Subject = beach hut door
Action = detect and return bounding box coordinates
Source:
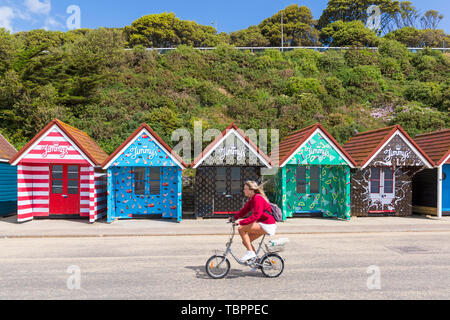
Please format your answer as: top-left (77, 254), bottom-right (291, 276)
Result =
top-left (50, 165), bottom-right (80, 215)
top-left (214, 167), bottom-right (242, 214)
top-left (369, 167), bottom-right (395, 213)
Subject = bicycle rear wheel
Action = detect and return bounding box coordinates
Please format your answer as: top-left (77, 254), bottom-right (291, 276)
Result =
top-left (260, 254), bottom-right (284, 278)
top-left (205, 255), bottom-right (230, 279)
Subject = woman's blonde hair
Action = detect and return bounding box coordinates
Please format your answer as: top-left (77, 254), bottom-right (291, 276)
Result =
top-left (245, 181), bottom-right (269, 203)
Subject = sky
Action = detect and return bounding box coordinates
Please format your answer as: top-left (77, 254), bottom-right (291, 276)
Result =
top-left (0, 0), bottom-right (449, 34)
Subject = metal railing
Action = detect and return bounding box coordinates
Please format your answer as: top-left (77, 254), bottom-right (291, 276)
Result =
top-left (124, 46), bottom-right (449, 53)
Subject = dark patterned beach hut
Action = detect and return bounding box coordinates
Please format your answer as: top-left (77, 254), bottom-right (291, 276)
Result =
top-left (191, 123), bottom-right (272, 218)
top-left (344, 125), bottom-right (434, 217)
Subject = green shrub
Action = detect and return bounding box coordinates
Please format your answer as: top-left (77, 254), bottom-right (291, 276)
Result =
top-left (404, 81), bottom-right (443, 108)
top-left (344, 49), bottom-right (380, 68)
top-left (285, 77), bottom-right (325, 96)
top-left (339, 65), bottom-right (385, 91)
top-left (390, 103), bottom-right (448, 137)
top-left (318, 50), bottom-right (346, 73)
top-left (380, 57), bottom-right (403, 80)
top-left (323, 76), bottom-right (345, 99)
top-left (285, 49), bottom-right (321, 76)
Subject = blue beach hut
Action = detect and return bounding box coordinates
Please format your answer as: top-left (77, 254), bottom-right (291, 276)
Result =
top-left (102, 124), bottom-right (187, 223)
top-left (0, 133), bottom-right (18, 217)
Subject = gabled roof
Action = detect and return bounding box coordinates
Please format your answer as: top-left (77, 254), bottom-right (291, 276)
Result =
top-left (9, 119), bottom-right (108, 166)
top-left (0, 133), bottom-right (17, 161)
top-left (343, 124), bottom-right (434, 168)
top-left (102, 123), bottom-right (188, 169)
top-left (270, 123), bottom-right (356, 168)
top-left (191, 123), bottom-right (272, 169)
top-left (414, 129), bottom-right (450, 167)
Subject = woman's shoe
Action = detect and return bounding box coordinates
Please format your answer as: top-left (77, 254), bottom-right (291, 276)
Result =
top-left (240, 251), bottom-right (256, 263)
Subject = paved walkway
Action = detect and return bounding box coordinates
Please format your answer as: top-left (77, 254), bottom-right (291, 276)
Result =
top-left (0, 214), bottom-right (449, 238)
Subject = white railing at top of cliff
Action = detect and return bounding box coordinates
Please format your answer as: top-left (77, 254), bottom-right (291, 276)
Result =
top-left (124, 46), bottom-right (449, 53)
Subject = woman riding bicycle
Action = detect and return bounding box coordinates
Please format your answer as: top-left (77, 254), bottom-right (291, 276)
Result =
top-left (229, 181), bottom-right (276, 262)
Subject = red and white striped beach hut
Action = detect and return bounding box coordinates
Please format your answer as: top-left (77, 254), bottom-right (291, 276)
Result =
top-left (9, 119), bottom-right (109, 223)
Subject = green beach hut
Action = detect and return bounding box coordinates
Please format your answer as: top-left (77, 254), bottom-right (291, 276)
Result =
top-left (271, 124), bottom-right (356, 220)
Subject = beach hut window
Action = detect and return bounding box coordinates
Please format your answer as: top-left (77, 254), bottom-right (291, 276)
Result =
top-left (383, 168), bottom-right (394, 193)
top-left (296, 167), bottom-right (307, 194)
top-left (370, 168), bottom-right (381, 194)
top-left (135, 167), bottom-right (146, 195)
top-left (310, 166), bottom-right (321, 194)
top-left (149, 167), bottom-right (161, 195)
top-left (216, 167), bottom-right (227, 194)
top-left (231, 168), bottom-right (241, 195)
top-left (51, 165), bottom-right (63, 194)
top-left (67, 166), bottom-right (79, 195)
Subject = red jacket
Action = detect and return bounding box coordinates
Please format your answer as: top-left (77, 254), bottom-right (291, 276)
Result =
top-left (234, 194), bottom-right (276, 226)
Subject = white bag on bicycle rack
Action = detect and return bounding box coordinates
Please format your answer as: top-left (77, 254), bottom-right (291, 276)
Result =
top-left (269, 238), bottom-right (289, 246)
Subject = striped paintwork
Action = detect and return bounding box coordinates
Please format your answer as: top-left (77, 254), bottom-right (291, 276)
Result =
top-left (13, 123), bottom-right (106, 223)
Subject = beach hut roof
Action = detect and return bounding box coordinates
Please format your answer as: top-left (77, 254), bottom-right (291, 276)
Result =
top-left (271, 123), bottom-right (356, 168)
top-left (343, 124), bottom-right (434, 168)
top-left (414, 129), bottom-right (450, 167)
top-left (9, 119), bottom-right (108, 166)
top-left (102, 123), bottom-right (188, 169)
top-left (191, 123), bottom-right (272, 169)
top-left (0, 133), bottom-right (17, 161)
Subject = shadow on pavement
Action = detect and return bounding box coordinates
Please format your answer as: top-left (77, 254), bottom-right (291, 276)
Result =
top-left (185, 265), bottom-right (264, 279)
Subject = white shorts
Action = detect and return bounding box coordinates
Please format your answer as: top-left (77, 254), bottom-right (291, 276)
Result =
top-left (259, 223), bottom-right (277, 236)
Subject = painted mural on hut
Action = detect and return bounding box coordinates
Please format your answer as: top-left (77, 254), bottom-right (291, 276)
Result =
top-left (351, 135), bottom-right (426, 216)
top-left (274, 132), bottom-right (352, 220)
top-left (106, 130), bottom-right (182, 220)
top-left (201, 134), bottom-right (264, 166)
top-left (110, 132), bottom-right (177, 167)
top-left (109, 166), bottom-right (180, 218)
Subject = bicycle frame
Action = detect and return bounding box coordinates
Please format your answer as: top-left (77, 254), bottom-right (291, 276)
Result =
top-left (218, 223), bottom-right (269, 268)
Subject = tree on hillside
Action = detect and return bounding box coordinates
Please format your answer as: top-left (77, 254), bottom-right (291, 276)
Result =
top-left (386, 1), bottom-right (420, 32)
top-left (229, 26), bottom-right (269, 47)
top-left (320, 20), bottom-right (380, 47)
top-left (13, 29), bottom-right (82, 48)
top-left (385, 27), bottom-right (449, 47)
top-left (318, 0), bottom-right (401, 34)
top-left (420, 10), bottom-right (444, 30)
top-left (0, 28), bottom-right (16, 73)
top-left (124, 12), bottom-right (227, 48)
top-left (258, 4), bottom-right (320, 47)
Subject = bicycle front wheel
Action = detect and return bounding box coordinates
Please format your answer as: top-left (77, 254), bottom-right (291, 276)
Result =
top-left (260, 254), bottom-right (284, 278)
top-left (205, 255), bottom-right (230, 279)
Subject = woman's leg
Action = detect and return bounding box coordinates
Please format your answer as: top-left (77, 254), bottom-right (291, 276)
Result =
top-left (238, 223), bottom-right (267, 252)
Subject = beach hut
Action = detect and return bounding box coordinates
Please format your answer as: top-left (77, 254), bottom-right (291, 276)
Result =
top-left (413, 129), bottom-right (450, 217)
top-left (0, 133), bottom-right (18, 217)
top-left (9, 119), bottom-right (108, 223)
top-left (102, 124), bottom-right (187, 223)
top-left (191, 123), bottom-right (272, 218)
top-left (271, 123), bottom-right (356, 220)
top-left (343, 125), bottom-right (434, 217)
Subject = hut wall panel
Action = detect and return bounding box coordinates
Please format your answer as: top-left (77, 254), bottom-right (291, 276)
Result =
top-left (80, 165), bottom-right (91, 217)
top-left (351, 167), bottom-right (418, 216)
top-left (109, 166), bottom-right (180, 219)
top-left (284, 165), bottom-right (350, 219)
top-left (0, 162), bottom-right (17, 216)
top-left (17, 164), bottom-right (50, 222)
